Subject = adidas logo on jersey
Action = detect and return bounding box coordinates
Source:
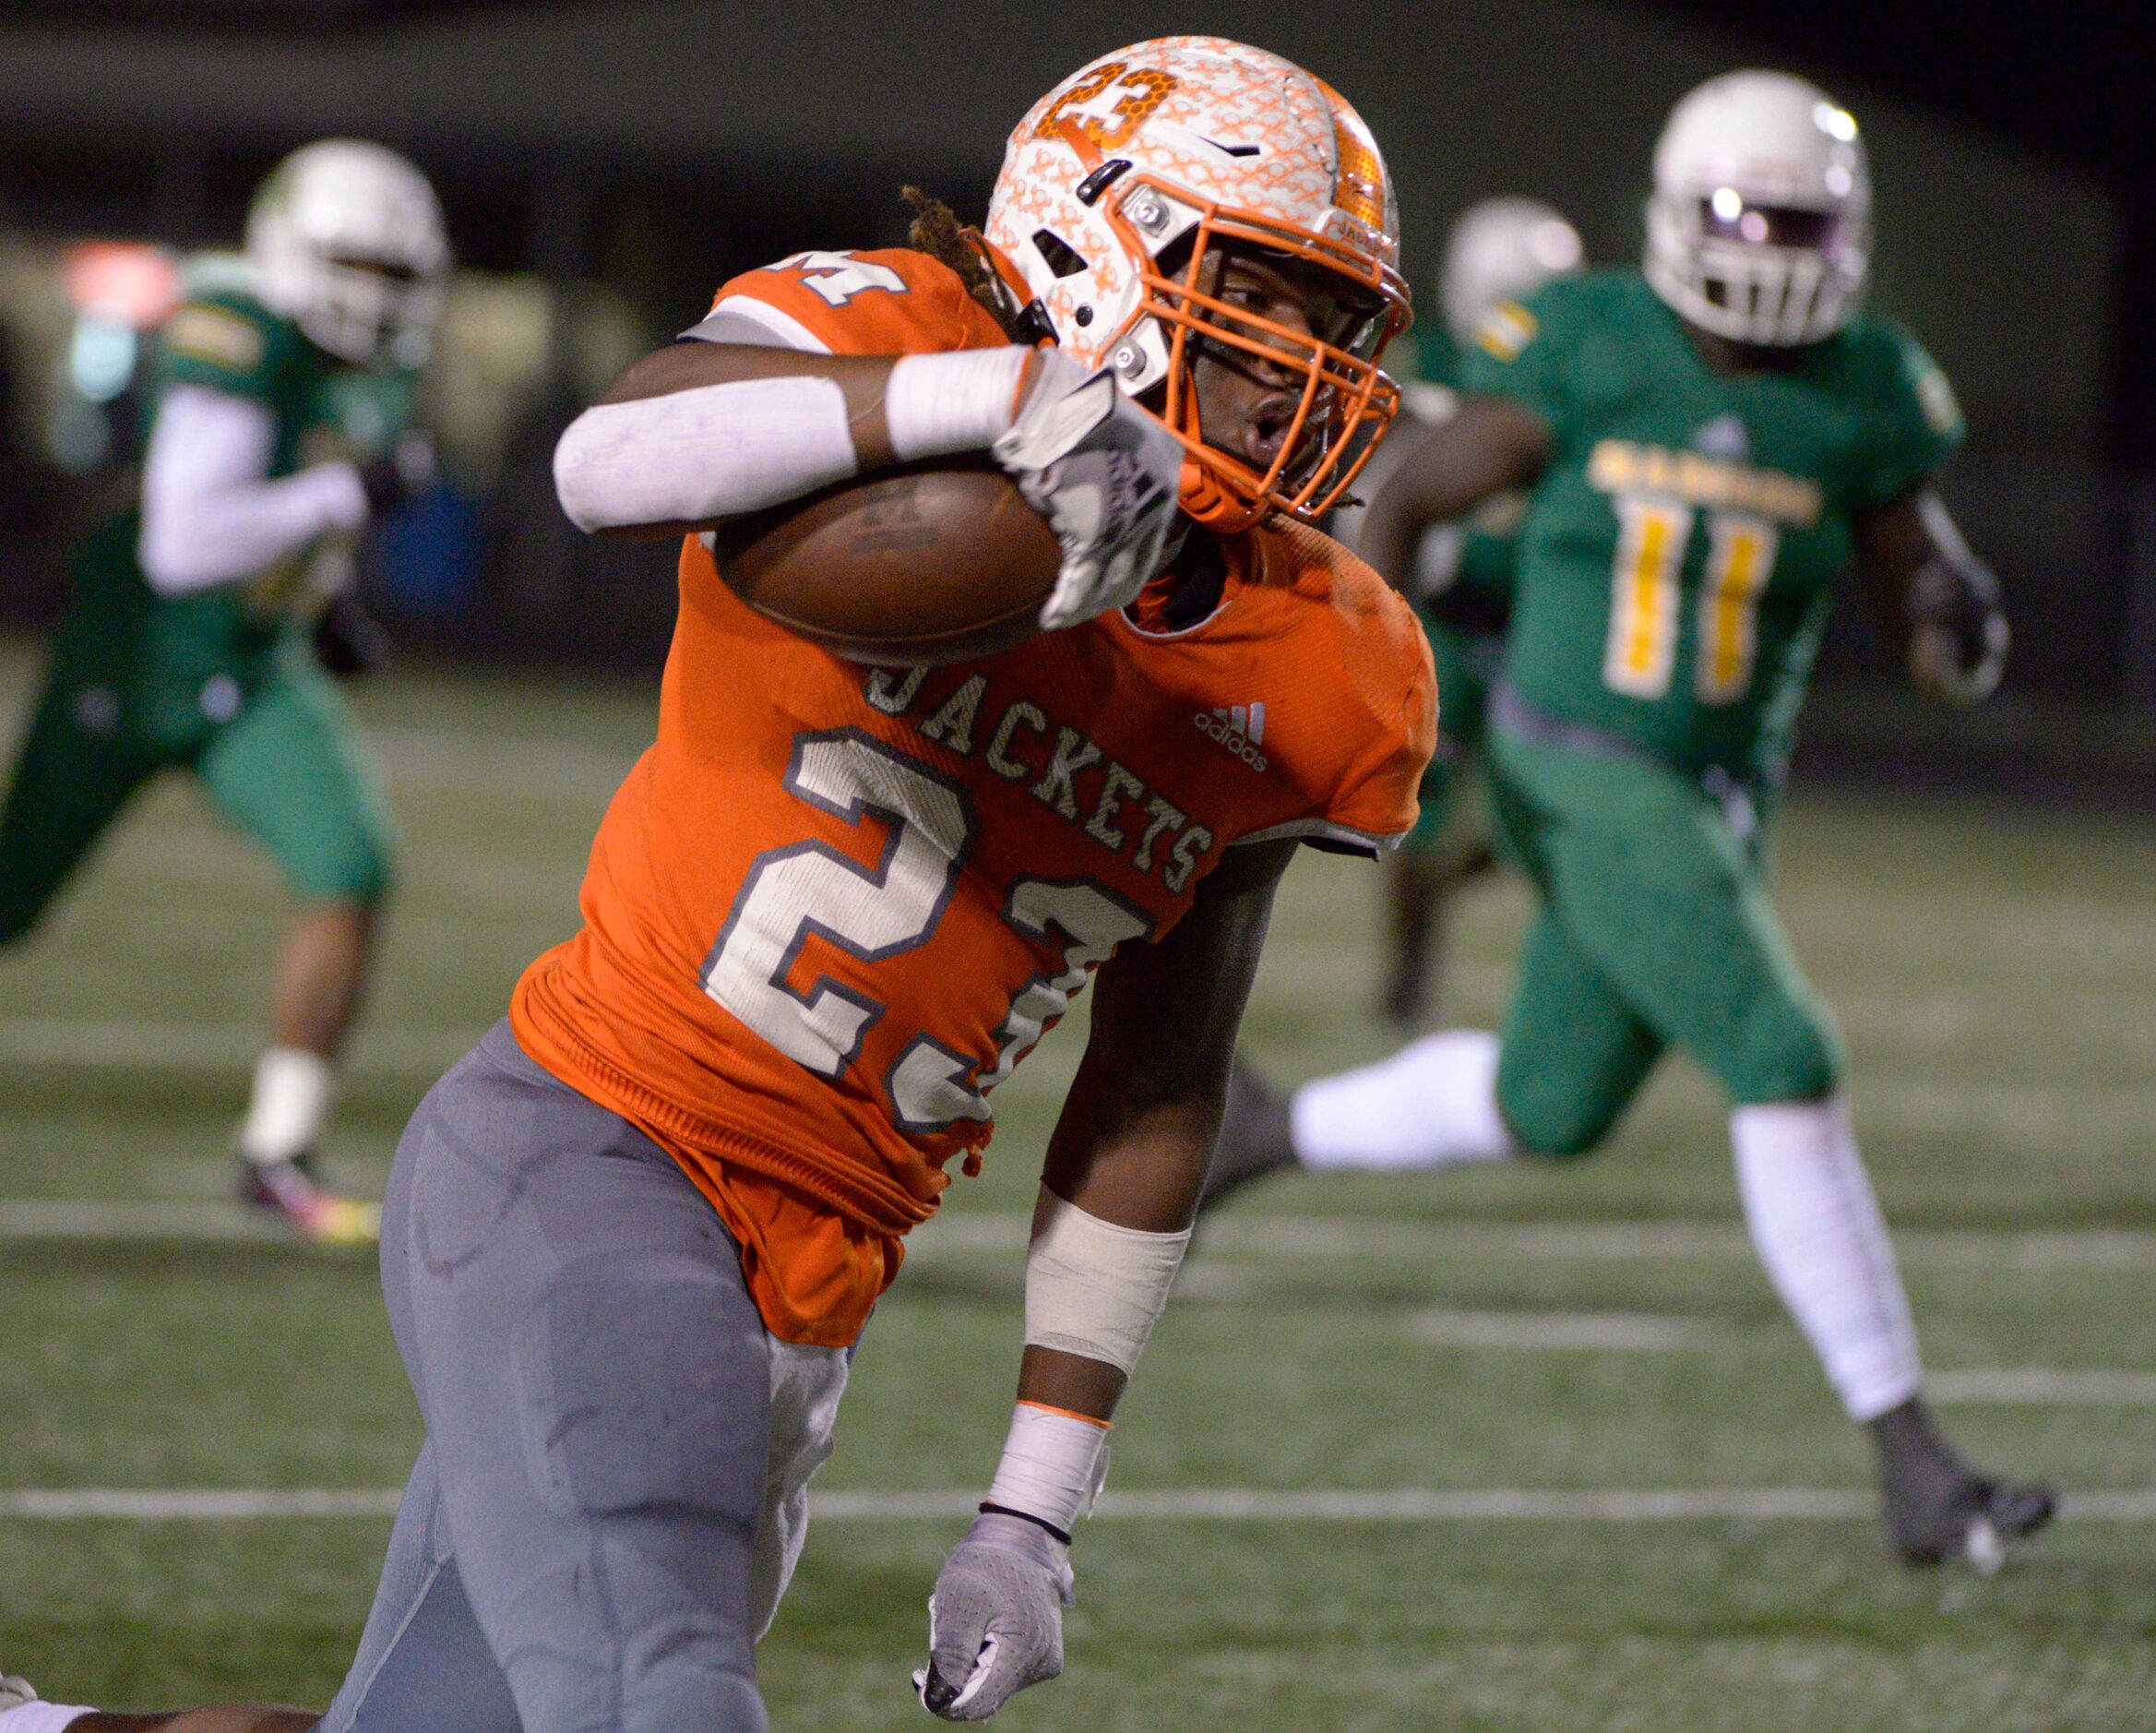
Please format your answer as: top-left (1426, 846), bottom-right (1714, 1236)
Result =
top-left (1195, 703), bottom-right (1269, 771)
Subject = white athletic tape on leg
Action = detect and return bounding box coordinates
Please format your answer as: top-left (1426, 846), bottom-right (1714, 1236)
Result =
top-left (1731, 1095), bottom-right (1922, 1422)
top-left (986, 1403), bottom-right (1111, 1536)
top-left (553, 375), bottom-right (857, 532)
top-left (1022, 1196), bottom-right (1190, 1378)
top-left (237, 1046), bottom-right (336, 1165)
top-left (885, 347), bottom-right (1033, 462)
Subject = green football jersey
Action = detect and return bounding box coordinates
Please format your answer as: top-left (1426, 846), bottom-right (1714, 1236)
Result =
top-left (60, 283), bottom-right (416, 738)
top-left (1462, 269), bottom-right (1961, 783)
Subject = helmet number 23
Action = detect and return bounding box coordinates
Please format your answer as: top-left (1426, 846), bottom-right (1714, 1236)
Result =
top-left (700, 729), bottom-right (1149, 1132)
top-left (1603, 494), bottom-right (1780, 704)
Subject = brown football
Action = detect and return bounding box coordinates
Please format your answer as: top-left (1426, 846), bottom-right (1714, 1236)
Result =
top-left (709, 462), bottom-right (1062, 666)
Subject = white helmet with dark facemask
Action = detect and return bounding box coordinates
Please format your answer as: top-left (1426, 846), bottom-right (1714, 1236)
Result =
top-left (246, 139), bottom-right (449, 367)
top-left (1645, 70), bottom-right (1869, 347)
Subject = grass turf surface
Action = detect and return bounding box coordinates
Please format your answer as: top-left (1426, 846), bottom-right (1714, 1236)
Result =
top-left (2, 642), bottom-right (2154, 1728)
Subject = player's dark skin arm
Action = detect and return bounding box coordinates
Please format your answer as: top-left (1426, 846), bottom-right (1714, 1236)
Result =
top-left (1853, 485), bottom-right (2004, 699)
top-left (1356, 396), bottom-right (1552, 592)
top-left (1018, 835), bottom-right (1299, 1420)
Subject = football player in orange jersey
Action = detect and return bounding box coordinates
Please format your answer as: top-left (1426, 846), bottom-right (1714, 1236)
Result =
top-left (0, 38), bottom-right (1433, 1733)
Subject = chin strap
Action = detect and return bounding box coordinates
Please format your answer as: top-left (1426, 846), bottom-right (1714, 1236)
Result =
top-left (1174, 453), bottom-right (1267, 532)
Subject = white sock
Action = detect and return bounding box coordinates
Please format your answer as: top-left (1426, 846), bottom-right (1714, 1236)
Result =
top-left (1731, 1096), bottom-right (1922, 1421)
top-left (0, 1703), bottom-right (98, 1731)
top-left (238, 1046), bottom-right (337, 1165)
top-left (1292, 1031), bottom-right (1515, 1170)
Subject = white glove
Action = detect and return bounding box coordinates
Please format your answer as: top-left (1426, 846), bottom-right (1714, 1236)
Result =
top-left (912, 1512), bottom-right (1075, 1721)
top-left (991, 353), bottom-right (1182, 632)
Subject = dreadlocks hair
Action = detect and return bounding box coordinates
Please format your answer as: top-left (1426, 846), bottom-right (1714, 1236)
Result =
top-left (903, 186), bottom-right (1029, 341)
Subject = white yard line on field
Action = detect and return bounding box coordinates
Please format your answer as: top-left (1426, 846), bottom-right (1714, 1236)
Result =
top-left (916, 1212), bottom-right (2156, 1273)
top-left (0, 1488), bottom-right (403, 1519)
top-left (6, 1486), bottom-right (2156, 1523)
top-left (0, 1201), bottom-right (290, 1241)
top-left (1401, 1309), bottom-right (1709, 1351)
top-left (0, 1019), bottom-right (470, 1073)
top-left (1930, 1368), bottom-right (2156, 1405)
top-left (7, 1018), bottom-right (2155, 1120)
top-left (6, 1200), bottom-right (2156, 1277)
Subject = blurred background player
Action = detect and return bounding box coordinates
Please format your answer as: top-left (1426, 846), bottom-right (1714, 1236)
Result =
top-left (1202, 69), bottom-right (2052, 1569)
top-left (0, 37), bottom-right (1430, 1733)
top-left (0, 139), bottom-right (447, 1242)
top-left (1335, 197), bottom-right (1584, 1024)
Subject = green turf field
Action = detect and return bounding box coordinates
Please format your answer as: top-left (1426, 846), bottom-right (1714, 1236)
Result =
top-left (4, 639), bottom-right (2155, 1730)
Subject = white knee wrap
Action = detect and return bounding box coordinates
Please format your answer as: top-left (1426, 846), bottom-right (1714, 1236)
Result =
top-left (1022, 1195), bottom-right (1190, 1377)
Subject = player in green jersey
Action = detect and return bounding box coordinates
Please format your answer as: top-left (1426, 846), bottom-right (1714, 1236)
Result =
top-left (0, 140), bottom-right (448, 1241)
top-left (1205, 71), bottom-right (2049, 1569)
top-left (1335, 197), bottom-right (1584, 1024)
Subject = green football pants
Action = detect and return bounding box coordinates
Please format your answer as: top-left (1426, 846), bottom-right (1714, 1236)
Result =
top-left (0, 642), bottom-right (393, 942)
top-left (1487, 725), bottom-right (1843, 1156)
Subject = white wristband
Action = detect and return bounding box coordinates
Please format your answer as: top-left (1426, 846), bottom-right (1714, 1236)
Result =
top-left (553, 374), bottom-right (858, 533)
top-left (885, 347), bottom-right (1034, 463)
top-left (1023, 1195), bottom-right (1191, 1377)
top-left (985, 1402), bottom-right (1111, 1536)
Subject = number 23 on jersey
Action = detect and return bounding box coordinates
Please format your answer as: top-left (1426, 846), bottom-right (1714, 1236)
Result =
top-left (699, 730), bottom-right (1149, 1136)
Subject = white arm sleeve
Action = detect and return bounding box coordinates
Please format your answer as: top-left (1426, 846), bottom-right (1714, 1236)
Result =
top-left (551, 328), bottom-right (1032, 534)
top-left (552, 375), bottom-right (861, 534)
top-left (137, 386), bottom-right (369, 596)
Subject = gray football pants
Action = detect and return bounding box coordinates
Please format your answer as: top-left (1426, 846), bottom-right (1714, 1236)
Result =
top-left (318, 1022), bottom-right (849, 1733)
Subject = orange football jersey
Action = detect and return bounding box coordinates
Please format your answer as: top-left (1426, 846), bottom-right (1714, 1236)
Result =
top-left (513, 247), bottom-right (1435, 1345)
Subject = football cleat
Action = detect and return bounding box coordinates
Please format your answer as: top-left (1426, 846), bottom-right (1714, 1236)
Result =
top-left (1871, 1398), bottom-right (2056, 1572)
top-left (0, 1671), bottom-right (38, 1710)
top-left (1196, 1058), bottom-right (1300, 1216)
top-left (239, 1151), bottom-right (381, 1245)
top-left (1887, 1471), bottom-right (2056, 1573)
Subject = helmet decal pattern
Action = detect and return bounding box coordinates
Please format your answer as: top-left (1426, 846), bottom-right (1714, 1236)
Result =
top-left (985, 37), bottom-right (1410, 530)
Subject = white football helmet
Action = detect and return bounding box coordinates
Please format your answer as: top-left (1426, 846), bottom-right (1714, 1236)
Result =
top-left (1440, 197), bottom-right (1583, 343)
top-left (246, 139), bottom-right (449, 368)
top-left (1644, 70), bottom-right (1869, 347)
top-left (983, 37), bottom-right (1411, 532)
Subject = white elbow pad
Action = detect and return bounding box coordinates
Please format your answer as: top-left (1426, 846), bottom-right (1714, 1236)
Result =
top-left (1022, 1196), bottom-right (1191, 1377)
top-left (552, 374), bottom-right (859, 532)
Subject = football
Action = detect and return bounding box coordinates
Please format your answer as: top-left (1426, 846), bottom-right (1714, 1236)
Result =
top-left (710, 462), bottom-right (1062, 665)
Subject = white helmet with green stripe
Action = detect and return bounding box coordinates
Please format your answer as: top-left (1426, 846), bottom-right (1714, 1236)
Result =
top-left (1646, 70), bottom-right (1870, 348)
top-left (246, 138), bottom-right (449, 367)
